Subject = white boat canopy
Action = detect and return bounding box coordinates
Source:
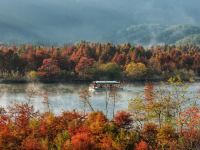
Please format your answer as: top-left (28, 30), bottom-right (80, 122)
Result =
top-left (92, 81), bottom-right (120, 84)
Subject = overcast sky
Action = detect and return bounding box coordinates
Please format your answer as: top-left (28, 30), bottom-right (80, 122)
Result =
top-left (0, 0), bottom-right (200, 44)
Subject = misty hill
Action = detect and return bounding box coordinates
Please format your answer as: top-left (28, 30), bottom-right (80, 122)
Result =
top-left (176, 34), bottom-right (200, 45)
top-left (113, 24), bottom-right (200, 45)
top-left (1, 0), bottom-right (200, 44)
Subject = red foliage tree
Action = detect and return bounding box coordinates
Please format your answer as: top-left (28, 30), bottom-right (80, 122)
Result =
top-left (75, 57), bottom-right (95, 78)
top-left (71, 132), bottom-right (95, 150)
top-left (8, 104), bottom-right (38, 129)
top-left (0, 114), bottom-right (10, 138)
top-left (87, 112), bottom-right (107, 134)
top-left (113, 111), bottom-right (132, 129)
top-left (37, 58), bottom-right (61, 79)
top-left (181, 54), bottom-right (194, 69)
top-left (141, 123), bottom-right (158, 149)
top-left (99, 135), bottom-right (120, 150)
top-left (135, 140), bottom-right (149, 150)
top-left (21, 136), bottom-right (41, 150)
top-left (112, 53), bottom-right (126, 66)
top-left (178, 106), bottom-right (200, 148)
top-left (144, 83), bottom-right (154, 102)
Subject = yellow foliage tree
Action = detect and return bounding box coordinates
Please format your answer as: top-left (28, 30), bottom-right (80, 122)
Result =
top-left (27, 71), bottom-right (38, 81)
top-left (125, 62), bottom-right (147, 80)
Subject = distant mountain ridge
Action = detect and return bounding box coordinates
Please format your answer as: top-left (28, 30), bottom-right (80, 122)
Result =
top-left (1, 23), bottom-right (200, 45)
top-left (112, 24), bottom-right (200, 45)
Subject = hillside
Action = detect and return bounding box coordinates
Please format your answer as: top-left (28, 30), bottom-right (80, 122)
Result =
top-left (113, 24), bottom-right (200, 45)
top-left (176, 34), bottom-right (200, 45)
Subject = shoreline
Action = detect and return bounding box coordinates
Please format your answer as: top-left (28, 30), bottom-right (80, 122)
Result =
top-left (0, 77), bottom-right (199, 84)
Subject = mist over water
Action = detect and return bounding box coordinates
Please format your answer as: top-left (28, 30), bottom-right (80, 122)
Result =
top-left (0, 0), bottom-right (200, 44)
top-left (0, 82), bottom-right (199, 118)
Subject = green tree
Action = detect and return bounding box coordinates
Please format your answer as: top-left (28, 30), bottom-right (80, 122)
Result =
top-left (99, 63), bottom-right (121, 80)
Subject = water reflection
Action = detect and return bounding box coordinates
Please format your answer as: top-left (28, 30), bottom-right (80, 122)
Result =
top-left (0, 82), bottom-right (199, 118)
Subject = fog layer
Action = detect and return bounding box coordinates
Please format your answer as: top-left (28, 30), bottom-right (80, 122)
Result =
top-left (0, 0), bottom-right (200, 44)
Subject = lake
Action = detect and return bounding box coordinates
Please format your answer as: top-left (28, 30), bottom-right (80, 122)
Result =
top-left (0, 82), bottom-right (199, 117)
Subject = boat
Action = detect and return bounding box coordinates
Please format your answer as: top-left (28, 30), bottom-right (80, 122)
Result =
top-left (89, 81), bottom-right (122, 92)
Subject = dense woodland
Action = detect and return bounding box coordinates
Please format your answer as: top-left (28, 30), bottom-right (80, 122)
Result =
top-left (0, 42), bottom-right (200, 82)
top-left (0, 81), bottom-right (199, 149)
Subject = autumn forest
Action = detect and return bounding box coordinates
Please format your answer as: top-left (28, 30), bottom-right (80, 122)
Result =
top-left (0, 42), bottom-right (200, 82)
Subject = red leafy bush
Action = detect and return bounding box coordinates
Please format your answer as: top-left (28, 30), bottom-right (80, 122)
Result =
top-left (21, 136), bottom-right (41, 150)
top-left (135, 140), bottom-right (149, 150)
top-left (141, 123), bottom-right (158, 148)
top-left (71, 132), bottom-right (95, 150)
top-left (113, 111), bottom-right (132, 128)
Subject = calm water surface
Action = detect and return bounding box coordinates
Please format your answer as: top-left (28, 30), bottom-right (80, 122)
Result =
top-left (0, 82), bottom-right (199, 117)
